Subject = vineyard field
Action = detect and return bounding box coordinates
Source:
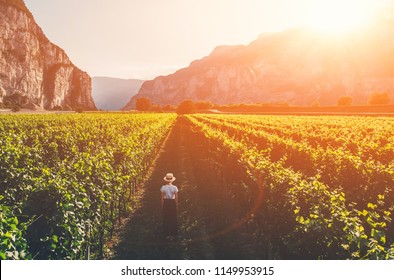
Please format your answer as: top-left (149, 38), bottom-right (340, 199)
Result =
top-left (184, 114), bottom-right (394, 259)
top-left (1, 113), bottom-right (393, 260)
top-left (0, 113), bottom-right (176, 259)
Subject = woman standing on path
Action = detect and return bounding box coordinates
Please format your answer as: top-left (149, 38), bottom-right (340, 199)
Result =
top-left (161, 173), bottom-right (179, 238)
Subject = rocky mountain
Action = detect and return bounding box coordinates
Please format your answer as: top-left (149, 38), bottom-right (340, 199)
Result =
top-left (124, 18), bottom-right (394, 109)
top-left (92, 77), bottom-right (143, 110)
top-left (0, 0), bottom-right (96, 110)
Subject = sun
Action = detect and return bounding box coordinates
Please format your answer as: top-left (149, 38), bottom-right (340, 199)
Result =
top-left (303, 0), bottom-right (381, 35)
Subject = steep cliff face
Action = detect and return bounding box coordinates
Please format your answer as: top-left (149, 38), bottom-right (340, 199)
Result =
top-left (124, 20), bottom-right (394, 109)
top-left (0, 0), bottom-right (96, 110)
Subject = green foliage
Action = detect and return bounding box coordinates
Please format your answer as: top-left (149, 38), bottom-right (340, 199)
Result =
top-left (0, 113), bottom-right (176, 259)
top-left (1, 112), bottom-right (392, 259)
top-left (186, 114), bottom-right (394, 259)
top-left (289, 184), bottom-right (393, 259)
top-left (0, 196), bottom-right (30, 260)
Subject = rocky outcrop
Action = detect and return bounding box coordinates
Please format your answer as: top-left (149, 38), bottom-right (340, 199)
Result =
top-left (0, 0), bottom-right (96, 110)
top-left (124, 19), bottom-right (394, 109)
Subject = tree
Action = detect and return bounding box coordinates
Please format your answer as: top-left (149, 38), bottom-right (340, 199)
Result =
top-left (135, 97), bottom-right (152, 111)
top-left (194, 101), bottom-right (213, 110)
top-left (176, 100), bottom-right (195, 114)
top-left (11, 105), bottom-right (21, 112)
top-left (3, 93), bottom-right (28, 108)
top-left (367, 92), bottom-right (391, 105)
top-left (337, 95), bottom-right (353, 106)
top-left (150, 104), bottom-right (163, 112)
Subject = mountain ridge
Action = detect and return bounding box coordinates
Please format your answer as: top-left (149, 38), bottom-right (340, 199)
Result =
top-left (124, 22), bottom-right (394, 110)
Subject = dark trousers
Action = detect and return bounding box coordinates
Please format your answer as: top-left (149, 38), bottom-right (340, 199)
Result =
top-left (162, 199), bottom-right (178, 237)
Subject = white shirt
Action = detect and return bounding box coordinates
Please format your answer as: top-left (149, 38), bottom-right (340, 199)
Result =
top-left (161, 184), bottom-right (178, 199)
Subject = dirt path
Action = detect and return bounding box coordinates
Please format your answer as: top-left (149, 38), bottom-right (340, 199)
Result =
top-left (112, 117), bottom-right (256, 259)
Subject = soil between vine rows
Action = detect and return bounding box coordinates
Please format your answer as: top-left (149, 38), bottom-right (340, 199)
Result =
top-left (112, 117), bottom-right (259, 260)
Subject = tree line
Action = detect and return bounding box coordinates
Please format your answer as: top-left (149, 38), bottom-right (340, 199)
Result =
top-left (135, 91), bottom-right (392, 114)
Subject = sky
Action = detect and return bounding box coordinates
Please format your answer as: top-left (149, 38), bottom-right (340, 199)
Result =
top-left (24, 0), bottom-right (392, 80)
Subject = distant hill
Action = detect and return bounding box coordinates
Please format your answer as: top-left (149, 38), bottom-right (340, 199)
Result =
top-left (124, 15), bottom-right (394, 109)
top-left (92, 77), bottom-right (144, 110)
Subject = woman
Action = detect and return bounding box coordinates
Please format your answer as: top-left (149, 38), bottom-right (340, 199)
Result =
top-left (161, 173), bottom-right (179, 238)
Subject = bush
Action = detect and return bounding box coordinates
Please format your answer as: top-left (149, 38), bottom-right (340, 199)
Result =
top-left (52, 105), bottom-right (63, 111)
top-left (135, 97), bottom-right (152, 111)
top-left (75, 106), bottom-right (84, 113)
top-left (337, 95), bottom-right (353, 106)
top-left (176, 100), bottom-right (195, 114)
top-left (3, 93), bottom-right (28, 108)
top-left (11, 105), bottom-right (21, 112)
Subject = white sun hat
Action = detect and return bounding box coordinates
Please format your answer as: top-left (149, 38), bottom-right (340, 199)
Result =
top-left (164, 173), bottom-right (176, 183)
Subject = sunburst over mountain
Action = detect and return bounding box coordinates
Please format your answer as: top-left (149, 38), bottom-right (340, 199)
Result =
top-left (124, 15), bottom-right (394, 109)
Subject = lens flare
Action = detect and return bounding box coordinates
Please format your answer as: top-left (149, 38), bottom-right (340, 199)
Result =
top-left (303, 0), bottom-right (382, 35)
